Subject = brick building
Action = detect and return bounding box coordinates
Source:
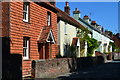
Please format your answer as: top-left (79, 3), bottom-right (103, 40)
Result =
top-left (2, 2), bottom-right (59, 77)
top-left (112, 33), bottom-right (120, 48)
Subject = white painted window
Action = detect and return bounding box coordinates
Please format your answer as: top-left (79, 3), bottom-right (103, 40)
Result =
top-left (64, 22), bottom-right (67, 35)
top-left (23, 37), bottom-right (30, 60)
top-left (23, 3), bottom-right (29, 22)
top-left (47, 12), bottom-right (51, 26)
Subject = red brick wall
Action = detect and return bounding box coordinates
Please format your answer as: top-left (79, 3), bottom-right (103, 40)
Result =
top-left (3, 2), bottom-right (59, 77)
top-left (2, 2), bottom-right (10, 37)
top-left (112, 35), bottom-right (120, 48)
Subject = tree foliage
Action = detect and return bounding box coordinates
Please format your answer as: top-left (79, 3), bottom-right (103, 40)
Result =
top-left (109, 42), bottom-right (116, 52)
top-left (87, 37), bottom-right (99, 56)
top-left (77, 28), bottom-right (99, 57)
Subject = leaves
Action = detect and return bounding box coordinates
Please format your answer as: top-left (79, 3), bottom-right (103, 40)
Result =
top-left (77, 28), bottom-right (99, 57)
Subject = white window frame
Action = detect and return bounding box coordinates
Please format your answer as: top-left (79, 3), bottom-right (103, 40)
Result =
top-left (23, 3), bottom-right (29, 22)
top-left (23, 37), bottom-right (29, 60)
top-left (64, 22), bottom-right (68, 35)
top-left (47, 12), bottom-right (51, 26)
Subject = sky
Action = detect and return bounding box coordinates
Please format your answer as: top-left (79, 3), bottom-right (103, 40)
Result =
top-left (56, 2), bottom-right (118, 34)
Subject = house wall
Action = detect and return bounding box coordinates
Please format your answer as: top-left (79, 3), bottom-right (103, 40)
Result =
top-left (73, 15), bottom-right (113, 55)
top-left (2, 2), bottom-right (10, 37)
top-left (3, 2), bottom-right (58, 77)
top-left (32, 56), bottom-right (105, 78)
top-left (112, 35), bottom-right (120, 49)
top-left (92, 30), bottom-right (113, 53)
top-left (58, 20), bottom-right (77, 56)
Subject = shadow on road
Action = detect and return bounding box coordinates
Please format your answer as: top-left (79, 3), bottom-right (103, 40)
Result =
top-left (57, 60), bottom-right (120, 80)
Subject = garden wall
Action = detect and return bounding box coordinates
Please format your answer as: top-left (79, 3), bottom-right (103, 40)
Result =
top-left (32, 56), bottom-right (105, 78)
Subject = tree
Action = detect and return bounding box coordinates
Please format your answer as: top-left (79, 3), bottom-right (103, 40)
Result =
top-left (77, 28), bottom-right (99, 57)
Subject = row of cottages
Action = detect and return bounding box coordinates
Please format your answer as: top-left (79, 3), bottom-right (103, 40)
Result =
top-left (2, 2), bottom-right (87, 77)
top-left (2, 2), bottom-right (59, 77)
top-left (57, 2), bottom-right (87, 57)
top-left (73, 8), bottom-right (114, 56)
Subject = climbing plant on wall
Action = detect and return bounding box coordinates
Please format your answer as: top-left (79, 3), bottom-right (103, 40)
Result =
top-left (77, 28), bottom-right (89, 57)
top-left (87, 37), bottom-right (99, 56)
top-left (77, 28), bottom-right (99, 57)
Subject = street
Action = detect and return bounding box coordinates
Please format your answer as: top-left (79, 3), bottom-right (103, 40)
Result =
top-left (56, 60), bottom-right (120, 80)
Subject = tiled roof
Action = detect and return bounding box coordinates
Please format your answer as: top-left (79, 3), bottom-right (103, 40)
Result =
top-left (35, 2), bottom-right (58, 13)
top-left (36, 2), bottom-right (86, 29)
top-left (38, 26), bottom-right (51, 43)
top-left (56, 8), bottom-right (85, 29)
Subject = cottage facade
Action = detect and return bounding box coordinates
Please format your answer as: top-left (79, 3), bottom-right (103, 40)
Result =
top-left (2, 2), bottom-right (58, 77)
top-left (73, 8), bottom-right (113, 55)
top-left (57, 2), bottom-right (86, 57)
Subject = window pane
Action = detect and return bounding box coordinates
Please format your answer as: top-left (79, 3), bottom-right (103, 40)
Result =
top-left (23, 48), bottom-right (27, 57)
top-left (64, 23), bottom-right (67, 34)
top-left (47, 12), bottom-right (51, 26)
top-left (23, 37), bottom-right (29, 59)
top-left (23, 3), bottom-right (29, 22)
top-left (23, 12), bottom-right (27, 20)
top-left (23, 39), bottom-right (27, 47)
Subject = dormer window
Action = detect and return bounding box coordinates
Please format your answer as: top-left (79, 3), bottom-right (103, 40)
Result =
top-left (23, 2), bottom-right (29, 22)
top-left (47, 12), bottom-right (51, 26)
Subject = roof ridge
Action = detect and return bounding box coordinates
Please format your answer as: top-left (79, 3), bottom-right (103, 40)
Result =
top-left (56, 7), bottom-right (85, 29)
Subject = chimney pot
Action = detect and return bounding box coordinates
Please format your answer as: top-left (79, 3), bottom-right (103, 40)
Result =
top-left (75, 8), bottom-right (78, 11)
top-left (73, 8), bottom-right (80, 19)
top-left (83, 15), bottom-right (91, 24)
top-left (66, 1), bottom-right (69, 6)
top-left (91, 21), bottom-right (96, 24)
top-left (83, 15), bottom-right (89, 19)
top-left (64, 1), bottom-right (70, 15)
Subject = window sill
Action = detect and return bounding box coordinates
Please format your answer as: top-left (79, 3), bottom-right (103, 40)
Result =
top-left (23, 58), bottom-right (30, 61)
top-left (23, 19), bottom-right (30, 23)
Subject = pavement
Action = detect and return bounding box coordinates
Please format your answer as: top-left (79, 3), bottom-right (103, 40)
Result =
top-left (55, 60), bottom-right (120, 80)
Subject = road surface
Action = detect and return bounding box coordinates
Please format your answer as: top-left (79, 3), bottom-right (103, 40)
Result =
top-left (56, 60), bottom-right (120, 80)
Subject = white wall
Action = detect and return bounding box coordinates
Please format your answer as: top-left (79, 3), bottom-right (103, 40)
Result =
top-left (58, 20), bottom-right (78, 56)
top-left (92, 30), bottom-right (113, 53)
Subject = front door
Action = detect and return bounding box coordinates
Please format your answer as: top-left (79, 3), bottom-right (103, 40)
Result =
top-left (38, 43), bottom-right (52, 59)
top-left (45, 42), bottom-right (50, 59)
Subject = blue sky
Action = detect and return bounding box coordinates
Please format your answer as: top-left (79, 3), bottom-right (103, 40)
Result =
top-left (56, 2), bottom-right (118, 34)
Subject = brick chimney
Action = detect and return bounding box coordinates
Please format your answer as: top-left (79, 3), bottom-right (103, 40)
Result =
top-left (73, 8), bottom-right (80, 20)
top-left (83, 15), bottom-right (91, 24)
top-left (91, 21), bottom-right (97, 27)
top-left (97, 25), bottom-right (102, 31)
top-left (64, 1), bottom-right (70, 15)
top-left (101, 27), bottom-right (104, 32)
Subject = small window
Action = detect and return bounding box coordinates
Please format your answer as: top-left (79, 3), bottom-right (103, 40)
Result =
top-left (47, 12), bottom-right (51, 26)
top-left (23, 37), bottom-right (30, 60)
top-left (64, 22), bottom-right (67, 35)
top-left (23, 2), bottom-right (29, 22)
